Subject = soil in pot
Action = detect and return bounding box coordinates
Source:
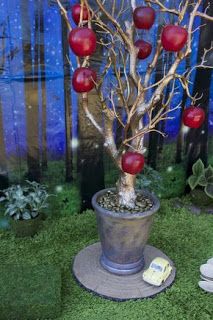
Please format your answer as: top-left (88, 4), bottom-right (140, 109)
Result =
top-left (11, 214), bottom-right (43, 237)
top-left (190, 189), bottom-right (212, 208)
top-left (97, 190), bottom-right (153, 213)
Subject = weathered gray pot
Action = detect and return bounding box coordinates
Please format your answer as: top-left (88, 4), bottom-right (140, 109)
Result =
top-left (92, 188), bottom-right (160, 275)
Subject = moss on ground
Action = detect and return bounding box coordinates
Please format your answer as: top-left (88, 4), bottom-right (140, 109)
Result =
top-left (0, 200), bottom-right (212, 320)
top-left (0, 265), bottom-right (61, 320)
top-left (160, 164), bottom-right (186, 198)
top-left (49, 184), bottom-right (81, 216)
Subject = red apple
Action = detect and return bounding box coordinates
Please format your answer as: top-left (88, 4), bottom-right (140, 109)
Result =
top-left (72, 67), bottom-right (97, 93)
top-left (133, 6), bottom-right (155, 30)
top-left (69, 27), bottom-right (96, 57)
top-left (161, 25), bottom-right (188, 52)
top-left (182, 106), bottom-right (205, 129)
top-left (135, 40), bottom-right (152, 59)
top-left (71, 4), bottom-right (89, 25)
top-left (121, 152), bottom-right (145, 175)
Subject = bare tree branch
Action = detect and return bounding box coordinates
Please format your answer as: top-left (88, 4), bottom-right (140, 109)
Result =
top-left (56, 0), bottom-right (72, 31)
top-left (82, 93), bottom-right (103, 135)
top-left (145, 0), bottom-right (180, 16)
top-left (196, 11), bottom-right (213, 22)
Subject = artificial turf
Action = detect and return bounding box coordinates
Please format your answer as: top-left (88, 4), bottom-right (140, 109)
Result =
top-left (0, 200), bottom-right (212, 320)
top-left (0, 264), bottom-right (61, 320)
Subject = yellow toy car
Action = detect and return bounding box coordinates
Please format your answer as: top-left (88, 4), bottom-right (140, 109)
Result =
top-left (142, 257), bottom-right (172, 286)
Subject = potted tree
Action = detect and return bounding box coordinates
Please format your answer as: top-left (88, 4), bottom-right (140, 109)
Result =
top-left (57, 0), bottom-right (213, 275)
top-left (0, 181), bottom-right (51, 237)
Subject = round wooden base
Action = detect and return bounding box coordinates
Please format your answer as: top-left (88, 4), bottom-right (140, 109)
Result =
top-left (72, 242), bottom-right (176, 301)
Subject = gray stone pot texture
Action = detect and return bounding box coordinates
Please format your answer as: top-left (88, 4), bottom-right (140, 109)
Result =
top-left (92, 188), bottom-right (160, 275)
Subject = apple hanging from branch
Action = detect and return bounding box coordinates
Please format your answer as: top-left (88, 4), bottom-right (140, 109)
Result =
top-left (71, 4), bottom-right (90, 25)
top-left (121, 152), bottom-right (145, 175)
top-left (133, 6), bottom-right (156, 29)
top-left (183, 106), bottom-right (205, 129)
top-left (72, 67), bottom-right (97, 93)
top-left (161, 25), bottom-right (188, 52)
top-left (69, 27), bottom-right (97, 57)
top-left (135, 40), bottom-right (152, 59)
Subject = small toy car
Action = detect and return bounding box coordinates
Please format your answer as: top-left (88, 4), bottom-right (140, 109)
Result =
top-left (142, 257), bottom-right (172, 286)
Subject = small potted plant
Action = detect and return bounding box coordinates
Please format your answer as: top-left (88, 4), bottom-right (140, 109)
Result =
top-left (0, 181), bottom-right (51, 237)
top-left (188, 159), bottom-right (213, 208)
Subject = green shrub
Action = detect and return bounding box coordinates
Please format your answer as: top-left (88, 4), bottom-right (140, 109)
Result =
top-left (0, 181), bottom-right (51, 221)
top-left (188, 159), bottom-right (213, 199)
top-left (136, 165), bottom-right (165, 197)
top-left (137, 164), bottom-right (186, 199)
top-left (51, 184), bottom-right (81, 215)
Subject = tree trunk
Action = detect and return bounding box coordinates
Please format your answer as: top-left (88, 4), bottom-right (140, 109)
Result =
top-left (39, 4), bottom-right (48, 171)
top-left (0, 97), bottom-right (8, 190)
top-left (185, 0), bottom-right (212, 178)
top-left (147, 19), bottom-right (165, 169)
top-left (77, 92), bottom-right (105, 211)
top-left (61, 14), bottom-right (73, 182)
top-left (0, 19), bottom-right (9, 189)
top-left (41, 79), bottom-right (48, 171)
top-left (158, 9), bottom-right (176, 158)
top-left (147, 69), bottom-right (163, 169)
top-left (175, 88), bottom-right (188, 164)
top-left (116, 172), bottom-right (136, 208)
top-left (77, 23), bottom-right (105, 211)
top-left (175, 25), bottom-right (191, 164)
top-left (185, 69), bottom-right (211, 170)
top-left (21, 0), bottom-right (41, 182)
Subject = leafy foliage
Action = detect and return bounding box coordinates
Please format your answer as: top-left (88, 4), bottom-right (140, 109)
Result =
top-left (205, 184), bottom-right (213, 199)
top-left (0, 181), bottom-right (52, 220)
top-left (192, 159), bottom-right (204, 177)
top-left (188, 159), bottom-right (213, 199)
top-left (136, 165), bottom-right (165, 196)
top-left (136, 164), bottom-right (186, 199)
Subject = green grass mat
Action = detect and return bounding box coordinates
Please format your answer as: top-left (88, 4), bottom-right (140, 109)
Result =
top-left (0, 200), bottom-right (212, 320)
top-left (0, 264), bottom-right (61, 320)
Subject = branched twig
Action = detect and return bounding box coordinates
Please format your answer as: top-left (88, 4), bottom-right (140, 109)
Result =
top-left (82, 93), bottom-right (103, 134)
top-left (145, 0), bottom-right (180, 16)
top-left (144, 40), bottom-right (162, 87)
top-left (56, 0), bottom-right (72, 31)
top-left (95, 0), bottom-right (130, 46)
top-left (196, 11), bottom-right (213, 22)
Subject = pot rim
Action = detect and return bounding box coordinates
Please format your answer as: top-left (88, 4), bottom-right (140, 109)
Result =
top-left (92, 188), bottom-right (160, 220)
top-left (11, 213), bottom-right (42, 223)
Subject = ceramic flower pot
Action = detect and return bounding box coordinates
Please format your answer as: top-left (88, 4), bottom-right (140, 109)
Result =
top-left (92, 188), bottom-right (160, 275)
top-left (11, 214), bottom-right (43, 237)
